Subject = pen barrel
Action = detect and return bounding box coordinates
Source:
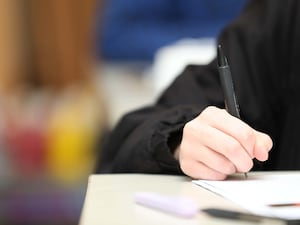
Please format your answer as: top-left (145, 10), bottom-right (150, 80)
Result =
top-left (218, 66), bottom-right (240, 118)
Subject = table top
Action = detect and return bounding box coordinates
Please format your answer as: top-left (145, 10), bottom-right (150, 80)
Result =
top-left (79, 173), bottom-right (269, 225)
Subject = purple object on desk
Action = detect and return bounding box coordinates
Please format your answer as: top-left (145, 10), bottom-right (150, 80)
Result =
top-left (134, 192), bottom-right (198, 218)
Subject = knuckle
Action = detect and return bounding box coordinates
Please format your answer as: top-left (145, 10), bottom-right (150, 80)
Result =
top-left (184, 120), bottom-right (194, 131)
top-left (183, 119), bottom-right (199, 134)
top-left (240, 128), bottom-right (255, 145)
top-left (201, 106), bottom-right (217, 117)
top-left (182, 123), bottom-right (194, 139)
top-left (224, 140), bottom-right (241, 156)
top-left (206, 105), bottom-right (217, 112)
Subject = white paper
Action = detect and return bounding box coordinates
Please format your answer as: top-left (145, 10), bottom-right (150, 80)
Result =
top-left (193, 172), bottom-right (300, 220)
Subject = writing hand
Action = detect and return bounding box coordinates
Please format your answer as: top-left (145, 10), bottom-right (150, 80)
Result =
top-left (174, 106), bottom-right (273, 180)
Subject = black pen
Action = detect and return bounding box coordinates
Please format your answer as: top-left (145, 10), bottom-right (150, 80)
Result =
top-left (217, 45), bottom-right (247, 178)
top-left (202, 208), bottom-right (297, 224)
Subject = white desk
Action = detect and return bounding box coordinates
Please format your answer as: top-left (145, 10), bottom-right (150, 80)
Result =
top-left (79, 173), bottom-right (271, 225)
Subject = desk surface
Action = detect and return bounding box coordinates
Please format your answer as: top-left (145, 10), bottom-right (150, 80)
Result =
top-left (79, 173), bottom-right (271, 225)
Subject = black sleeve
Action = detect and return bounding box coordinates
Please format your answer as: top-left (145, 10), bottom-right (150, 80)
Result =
top-left (96, 0), bottom-right (294, 174)
top-left (97, 64), bottom-right (223, 174)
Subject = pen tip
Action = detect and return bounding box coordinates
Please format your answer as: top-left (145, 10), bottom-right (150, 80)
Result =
top-left (217, 45), bottom-right (227, 67)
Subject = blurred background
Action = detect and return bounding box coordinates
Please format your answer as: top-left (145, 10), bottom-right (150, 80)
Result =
top-left (0, 0), bottom-right (246, 224)
top-left (0, 0), bottom-right (104, 224)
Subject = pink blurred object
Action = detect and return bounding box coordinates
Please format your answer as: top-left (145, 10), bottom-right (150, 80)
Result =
top-left (5, 125), bottom-right (46, 177)
top-left (2, 100), bottom-right (49, 179)
top-left (135, 192), bottom-right (198, 218)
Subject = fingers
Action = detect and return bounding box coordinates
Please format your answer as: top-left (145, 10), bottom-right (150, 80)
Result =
top-left (253, 130), bottom-right (273, 161)
top-left (192, 146), bottom-right (237, 175)
top-left (178, 106), bottom-right (273, 180)
top-left (196, 124), bottom-right (254, 172)
top-left (180, 158), bottom-right (228, 180)
top-left (186, 123), bottom-right (253, 174)
top-left (179, 131), bottom-right (237, 175)
top-left (199, 106), bottom-right (256, 158)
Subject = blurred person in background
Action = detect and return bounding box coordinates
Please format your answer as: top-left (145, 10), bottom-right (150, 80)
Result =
top-left (96, 0), bottom-right (247, 62)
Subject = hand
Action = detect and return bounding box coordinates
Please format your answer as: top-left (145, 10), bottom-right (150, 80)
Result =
top-left (174, 106), bottom-right (273, 180)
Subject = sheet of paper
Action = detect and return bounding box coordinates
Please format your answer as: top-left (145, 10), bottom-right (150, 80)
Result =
top-left (193, 172), bottom-right (300, 220)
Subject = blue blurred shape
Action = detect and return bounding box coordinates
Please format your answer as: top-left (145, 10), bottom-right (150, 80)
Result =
top-left (96, 0), bottom-right (247, 61)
